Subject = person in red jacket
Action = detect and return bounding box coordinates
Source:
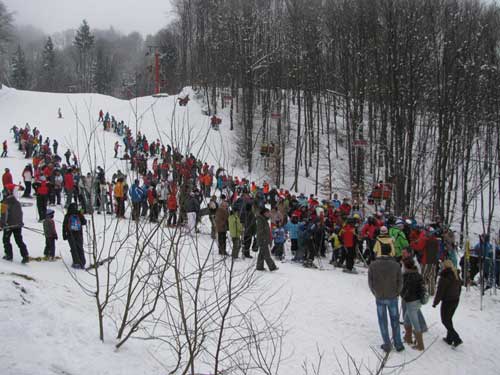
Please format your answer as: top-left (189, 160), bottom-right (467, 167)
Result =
top-left (361, 216), bottom-right (379, 263)
top-left (167, 192), bottom-right (178, 226)
top-left (340, 219), bottom-right (358, 273)
top-left (33, 176), bottom-right (50, 221)
top-left (64, 168), bottom-right (75, 208)
top-left (2, 168), bottom-right (13, 189)
top-left (339, 198), bottom-right (352, 217)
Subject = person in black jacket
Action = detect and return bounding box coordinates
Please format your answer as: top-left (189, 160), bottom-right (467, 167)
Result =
top-left (1, 185), bottom-right (29, 263)
top-left (433, 260), bottom-right (463, 347)
top-left (401, 258), bottom-right (426, 350)
top-left (62, 202), bottom-right (87, 269)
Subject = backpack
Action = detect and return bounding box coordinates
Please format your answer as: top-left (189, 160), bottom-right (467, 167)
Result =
top-left (377, 239), bottom-right (392, 255)
top-left (69, 214), bottom-right (82, 231)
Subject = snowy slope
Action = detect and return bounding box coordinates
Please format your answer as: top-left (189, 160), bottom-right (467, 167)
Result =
top-left (0, 86), bottom-right (499, 375)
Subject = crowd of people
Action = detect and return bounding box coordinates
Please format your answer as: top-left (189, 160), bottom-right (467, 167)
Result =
top-left (1, 109), bottom-right (500, 355)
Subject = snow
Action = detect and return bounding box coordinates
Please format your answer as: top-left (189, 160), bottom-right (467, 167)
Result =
top-left (0, 85), bottom-right (500, 375)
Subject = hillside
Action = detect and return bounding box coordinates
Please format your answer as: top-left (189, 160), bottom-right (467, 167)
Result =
top-left (0, 86), bottom-right (499, 375)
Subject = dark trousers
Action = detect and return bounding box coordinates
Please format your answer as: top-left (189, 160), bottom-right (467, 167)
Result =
top-left (290, 238), bottom-right (298, 255)
top-left (37, 194), bottom-right (48, 220)
top-left (132, 202), bottom-right (141, 220)
top-left (218, 231), bottom-right (227, 255)
top-left (68, 231), bottom-right (85, 267)
top-left (345, 246), bottom-right (356, 270)
top-left (44, 237), bottom-right (56, 257)
top-left (3, 228), bottom-right (29, 259)
top-left (231, 237), bottom-right (241, 258)
top-left (167, 209), bottom-right (177, 226)
top-left (22, 181), bottom-right (32, 197)
top-left (441, 300), bottom-right (461, 343)
top-left (257, 244), bottom-right (277, 270)
top-left (115, 197), bottom-right (125, 217)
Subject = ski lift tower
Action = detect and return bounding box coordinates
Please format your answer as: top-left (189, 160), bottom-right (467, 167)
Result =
top-left (146, 45), bottom-right (168, 97)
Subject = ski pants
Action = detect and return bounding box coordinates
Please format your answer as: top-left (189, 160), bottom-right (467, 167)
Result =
top-left (3, 228), bottom-right (29, 259)
top-left (68, 231), bottom-right (85, 267)
top-left (44, 237), bottom-right (56, 257)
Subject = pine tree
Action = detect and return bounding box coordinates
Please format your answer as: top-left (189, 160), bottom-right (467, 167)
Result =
top-left (0, 1), bottom-right (13, 81)
top-left (40, 36), bottom-right (56, 91)
top-left (10, 44), bottom-right (28, 89)
top-left (93, 43), bottom-right (115, 95)
top-left (74, 19), bottom-right (95, 92)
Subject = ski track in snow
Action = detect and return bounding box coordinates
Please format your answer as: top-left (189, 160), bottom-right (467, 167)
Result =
top-left (0, 86), bottom-right (499, 375)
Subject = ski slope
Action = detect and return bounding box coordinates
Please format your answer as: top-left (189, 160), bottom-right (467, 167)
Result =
top-left (0, 86), bottom-right (499, 375)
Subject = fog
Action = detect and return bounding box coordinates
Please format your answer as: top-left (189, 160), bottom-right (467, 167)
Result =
top-left (3, 0), bottom-right (173, 35)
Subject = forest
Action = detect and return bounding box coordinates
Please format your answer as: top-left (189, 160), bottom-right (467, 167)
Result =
top-left (1, 0), bottom-right (500, 239)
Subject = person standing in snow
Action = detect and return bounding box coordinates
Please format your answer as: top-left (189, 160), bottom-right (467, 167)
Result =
top-left (400, 257), bottom-right (426, 351)
top-left (255, 207), bottom-right (278, 271)
top-left (1, 184), bottom-right (30, 263)
top-left (21, 164), bottom-right (33, 198)
top-left (43, 209), bottom-right (58, 260)
top-left (368, 243), bottom-right (404, 353)
top-left (228, 207), bottom-right (243, 259)
top-left (62, 202), bottom-right (87, 269)
top-left (215, 201), bottom-right (229, 255)
top-left (433, 260), bottom-right (463, 347)
top-left (1, 140), bottom-right (7, 157)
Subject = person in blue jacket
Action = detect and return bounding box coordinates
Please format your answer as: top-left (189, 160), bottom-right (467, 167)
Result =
top-left (284, 214), bottom-right (300, 257)
top-left (129, 179), bottom-right (145, 221)
top-left (272, 225), bottom-right (286, 260)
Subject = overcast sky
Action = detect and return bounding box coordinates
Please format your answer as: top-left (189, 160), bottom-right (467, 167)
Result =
top-left (3, 0), bottom-right (173, 36)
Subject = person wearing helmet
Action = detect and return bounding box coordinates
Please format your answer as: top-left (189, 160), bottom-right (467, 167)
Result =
top-left (1, 184), bottom-right (30, 263)
top-left (389, 220), bottom-right (410, 262)
top-left (374, 226), bottom-right (396, 257)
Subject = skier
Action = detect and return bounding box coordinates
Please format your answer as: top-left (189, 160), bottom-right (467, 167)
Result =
top-left (228, 207), bottom-right (244, 259)
top-left (98, 109), bottom-right (104, 122)
top-left (21, 164), bottom-right (33, 198)
top-left (43, 209), bottom-right (58, 260)
top-left (52, 139), bottom-right (58, 155)
top-left (215, 201), bottom-right (229, 255)
top-left (1, 184), bottom-right (30, 263)
top-left (114, 141), bottom-right (120, 158)
top-left (58, 108), bottom-right (62, 119)
top-left (62, 202), bottom-right (87, 269)
top-left (1, 140), bottom-right (7, 157)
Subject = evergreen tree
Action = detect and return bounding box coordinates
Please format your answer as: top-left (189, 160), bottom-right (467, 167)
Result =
top-left (74, 19), bottom-right (95, 92)
top-left (93, 43), bottom-right (115, 95)
top-left (0, 1), bottom-right (13, 81)
top-left (40, 36), bottom-right (56, 91)
top-left (10, 44), bottom-right (28, 89)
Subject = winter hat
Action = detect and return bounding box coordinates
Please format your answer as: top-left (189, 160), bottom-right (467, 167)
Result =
top-left (380, 226), bottom-right (388, 234)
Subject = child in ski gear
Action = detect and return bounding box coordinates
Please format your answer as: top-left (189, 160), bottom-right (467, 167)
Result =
top-left (43, 209), bottom-right (58, 260)
top-left (1, 184), bottom-right (29, 263)
top-left (228, 208), bottom-right (243, 258)
top-left (1, 140), bottom-right (7, 157)
top-left (329, 228), bottom-right (343, 266)
top-left (62, 203), bottom-right (87, 269)
top-left (272, 225), bottom-right (286, 260)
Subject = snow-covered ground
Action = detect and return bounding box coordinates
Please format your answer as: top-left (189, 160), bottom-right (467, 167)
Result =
top-left (0, 86), bottom-right (499, 375)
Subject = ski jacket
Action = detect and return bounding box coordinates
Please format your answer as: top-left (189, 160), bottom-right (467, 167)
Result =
top-left (361, 223), bottom-right (378, 240)
top-left (2, 171), bottom-right (13, 187)
top-left (340, 224), bottom-right (356, 248)
top-left (373, 235), bottom-right (396, 257)
top-left (228, 213), bottom-right (243, 238)
top-left (64, 173), bottom-right (74, 191)
top-left (215, 207), bottom-right (229, 232)
top-left (129, 183), bottom-right (145, 203)
top-left (0, 195), bottom-right (24, 228)
top-left (113, 181), bottom-right (124, 198)
top-left (256, 215), bottom-right (272, 248)
top-left (272, 227), bottom-right (286, 244)
top-left (389, 227), bottom-right (409, 257)
top-left (284, 221), bottom-right (299, 240)
top-left (43, 217), bottom-right (58, 239)
top-left (167, 194), bottom-right (177, 210)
